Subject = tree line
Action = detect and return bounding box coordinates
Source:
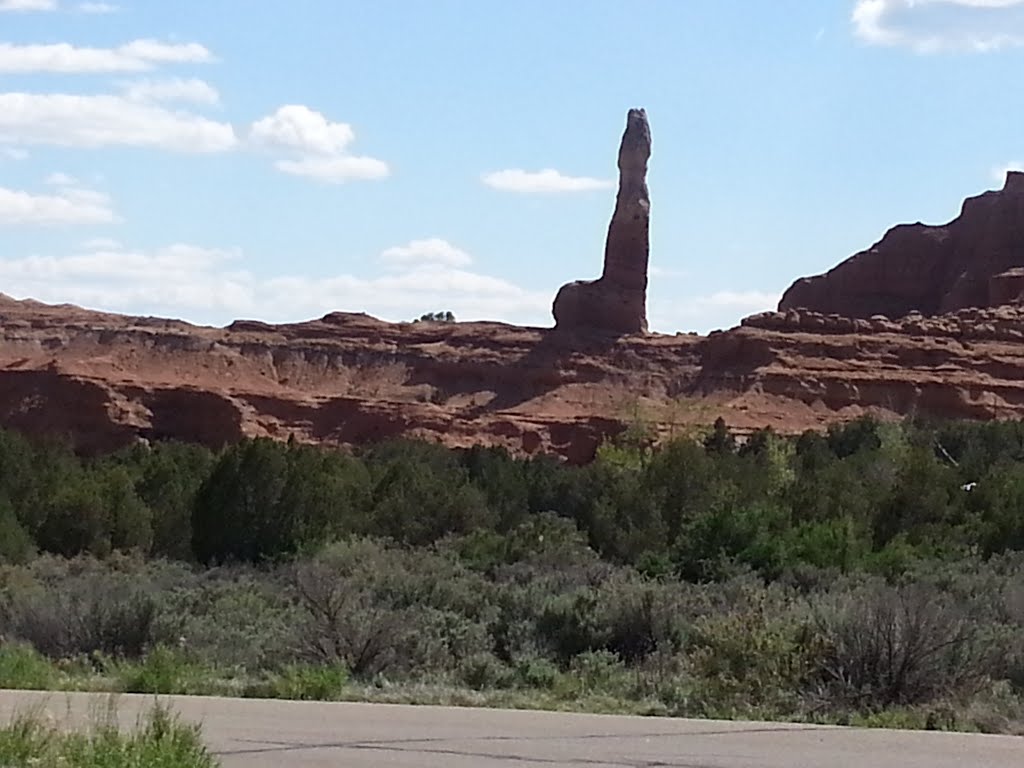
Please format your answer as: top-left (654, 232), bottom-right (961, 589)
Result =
top-left (1, 414), bottom-right (1023, 578)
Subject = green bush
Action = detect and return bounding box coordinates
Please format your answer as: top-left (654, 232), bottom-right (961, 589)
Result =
top-left (514, 657), bottom-right (559, 690)
top-left (0, 643), bottom-right (55, 690)
top-left (115, 646), bottom-right (209, 695)
top-left (0, 704), bottom-right (218, 768)
top-left (266, 662), bottom-right (350, 700)
top-left (457, 653), bottom-right (512, 691)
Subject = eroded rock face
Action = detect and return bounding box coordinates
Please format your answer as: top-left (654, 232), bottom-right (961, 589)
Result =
top-left (6, 294), bottom-right (1024, 461)
top-left (553, 108), bottom-right (651, 334)
top-left (779, 171), bottom-right (1024, 318)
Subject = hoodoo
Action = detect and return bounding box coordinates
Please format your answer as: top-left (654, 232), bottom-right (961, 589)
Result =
top-left (553, 108), bottom-right (652, 334)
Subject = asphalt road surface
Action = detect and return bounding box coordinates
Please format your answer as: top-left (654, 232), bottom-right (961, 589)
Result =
top-left (0, 690), bottom-right (1021, 767)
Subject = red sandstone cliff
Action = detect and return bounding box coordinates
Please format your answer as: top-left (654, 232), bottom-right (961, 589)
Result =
top-left (779, 171), bottom-right (1024, 318)
top-left (4, 294), bottom-right (1024, 463)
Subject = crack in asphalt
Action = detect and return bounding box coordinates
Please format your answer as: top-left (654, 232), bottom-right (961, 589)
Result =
top-left (224, 740), bottom-right (716, 768)
top-left (216, 725), bottom-right (824, 767)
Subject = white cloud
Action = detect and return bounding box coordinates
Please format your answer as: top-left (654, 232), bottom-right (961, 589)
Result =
top-left (0, 40), bottom-right (213, 74)
top-left (0, 184), bottom-right (115, 225)
top-left (274, 155), bottom-right (389, 183)
top-left (78, 2), bottom-right (117, 12)
top-left (0, 93), bottom-right (237, 152)
top-left (119, 77), bottom-right (220, 106)
top-left (250, 105), bottom-right (354, 155)
top-left (379, 239), bottom-right (473, 268)
top-left (0, 241), bottom-right (550, 325)
top-left (251, 105), bottom-right (389, 183)
top-left (0, 147), bottom-right (28, 160)
top-left (0, 0), bottom-right (56, 10)
top-left (482, 169), bottom-right (615, 194)
top-left (853, 0), bottom-right (1024, 52)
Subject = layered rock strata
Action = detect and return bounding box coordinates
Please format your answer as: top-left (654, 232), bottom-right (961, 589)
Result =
top-left (5, 295), bottom-right (1024, 463)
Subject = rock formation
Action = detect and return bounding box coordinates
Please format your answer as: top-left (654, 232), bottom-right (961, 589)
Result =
top-left (779, 171), bottom-right (1024, 318)
top-left (7, 292), bottom-right (1024, 463)
top-left (553, 108), bottom-right (652, 334)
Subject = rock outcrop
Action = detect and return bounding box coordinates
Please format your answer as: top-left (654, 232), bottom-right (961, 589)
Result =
top-left (553, 108), bottom-right (651, 334)
top-left (7, 293), bottom-right (1024, 463)
top-left (779, 171), bottom-right (1024, 318)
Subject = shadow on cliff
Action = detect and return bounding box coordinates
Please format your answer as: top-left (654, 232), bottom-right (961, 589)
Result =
top-left (408, 326), bottom-right (626, 417)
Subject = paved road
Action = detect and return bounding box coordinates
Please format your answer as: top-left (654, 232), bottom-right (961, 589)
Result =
top-left (0, 690), bottom-right (1020, 767)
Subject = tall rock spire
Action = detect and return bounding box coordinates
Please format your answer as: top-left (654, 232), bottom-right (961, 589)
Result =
top-left (553, 108), bottom-right (651, 335)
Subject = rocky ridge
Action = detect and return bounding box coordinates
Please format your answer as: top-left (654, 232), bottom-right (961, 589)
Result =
top-left (6, 293), bottom-right (1024, 462)
top-left (780, 171), bottom-right (1024, 318)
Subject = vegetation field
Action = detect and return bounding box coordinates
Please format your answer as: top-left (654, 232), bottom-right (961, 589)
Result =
top-left (0, 416), bottom-right (1023, 733)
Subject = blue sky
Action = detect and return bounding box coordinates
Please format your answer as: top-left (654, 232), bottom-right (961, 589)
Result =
top-left (0, 0), bottom-right (1022, 333)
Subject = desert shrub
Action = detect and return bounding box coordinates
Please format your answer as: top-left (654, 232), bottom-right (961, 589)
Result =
top-left (536, 588), bottom-right (606, 664)
top-left (152, 568), bottom-right (295, 670)
top-left (531, 569), bottom-right (687, 667)
top-left (287, 539), bottom-right (491, 677)
top-left (809, 579), bottom-right (997, 708)
top-left (680, 587), bottom-right (819, 718)
top-left (569, 649), bottom-right (627, 695)
top-left (457, 652), bottom-right (512, 690)
top-left (601, 577), bottom-right (688, 663)
top-left (0, 555), bottom-right (172, 659)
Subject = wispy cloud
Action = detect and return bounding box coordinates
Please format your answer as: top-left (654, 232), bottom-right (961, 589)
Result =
top-left (853, 0), bottom-right (1024, 52)
top-left (0, 240), bottom-right (550, 325)
top-left (0, 183), bottom-right (115, 225)
top-left (0, 0), bottom-right (57, 11)
top-left (482, 168), bottom-right (615, 193)
top-left (78, 2), bottom-right (117, 12)
top-left (0, 40), bottom-right (213, 73)
top-left (379, 239), bottom-right (473, 268)
top-left (45, 171), bottom-right (79, 186)
top-left (119, 77), bottom-right (221, 106)
top-left (0, 0), bottom-right (118, 12)
top-left (273, 156), bottom-right (389, 183)
top-left (0, 93), bottom-right (237, 152)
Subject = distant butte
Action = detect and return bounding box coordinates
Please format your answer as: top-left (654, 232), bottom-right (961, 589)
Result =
top-left (553, 108), bottom-right (652, 335)
top-left (780, 171), bottom-right (1024, 318)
